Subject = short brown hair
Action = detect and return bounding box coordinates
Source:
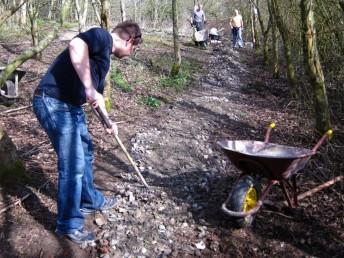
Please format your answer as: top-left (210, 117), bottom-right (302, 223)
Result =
top-left (112, 21), bottom-right (142, 45)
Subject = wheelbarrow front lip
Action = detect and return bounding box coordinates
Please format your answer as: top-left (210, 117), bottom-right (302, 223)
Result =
top-left (217, 140), bottom-right (314, 159)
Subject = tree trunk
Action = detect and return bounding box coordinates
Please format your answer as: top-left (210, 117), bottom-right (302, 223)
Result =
top-left (120, 0), bottom-right (126, 22)
top-left (0, 0), bottom-right (30, 27)
top-left (19, 0), bottom-right (27, 25)
top-left (138, 0), bottom-right (142, 24)
top-left (268, 0), bottom-right (280, 78)
top-left (28, 2), bottom-right (41, 60)
top-left (48, 0), bottom-right (55, 19)
top-left (60, 0), bottom-right (71, 26)
top-left (100, 0), bottom-right (110, 29)
top-left (0, 126), bottom-right (26, 184)
top-left (91, 0), bottom-right (101, 24)
top-left (252, 1), bottom-right (260, 49)
top-left (0, 28), bottom-right (59, 88)
top-left (133, 0), bottom-right (137, 21)
top-left (339, 0), bottom-right (344, 12)
top-left (75, 0), bottom-right (88, 32)
top-left (255, 0), bottom-right (270, 64)
top-left (153, 0), bottom-right (159, 29)
top-left (271, 0), bottom-right (297, 95)
top-left (250, 3), bottom-right (256, 46)
top-left (301, 0), bottom-right (331, 133)
top-left (99, 0), bottom-right (112, 111)
top-left (171, 0), bottom-right (181, 76)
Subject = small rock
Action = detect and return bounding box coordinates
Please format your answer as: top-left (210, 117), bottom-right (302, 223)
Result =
top-left (158, 224), bottom-right (166, 233)
top-left (195, 240), bottom-right (206, 250)
top-left (95, 215), bottom-right (106, 227)
top-left (127, 191), bottom-right (135, 203)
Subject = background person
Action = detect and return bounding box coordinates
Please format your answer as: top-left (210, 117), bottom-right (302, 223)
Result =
top-left (230, 9), bottom-right (244, 48)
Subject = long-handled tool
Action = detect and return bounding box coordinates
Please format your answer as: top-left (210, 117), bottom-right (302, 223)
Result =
top-left (93, 106), bottom-right (149, 188)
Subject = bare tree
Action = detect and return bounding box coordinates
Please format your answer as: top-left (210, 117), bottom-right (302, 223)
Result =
top-left (0, 0), bottom-right (30, 27)
top-left (120, 0), bottom-right (126, 21)
top-left (60, 0), bottom-right (71, 26)
top-left (91, 0), bottom-right (101, 24)
top-left (75, 0), bottom-right (89, 32)
top-left (48, 0), bottom-right (55, 19)
top-left (19, 0), bottom-right (27, 25)
top-left (28, 1), bottom-right (40, 59)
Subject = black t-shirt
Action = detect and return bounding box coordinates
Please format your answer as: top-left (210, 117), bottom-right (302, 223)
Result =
top-left (38, 27), bottom-right (113, 106)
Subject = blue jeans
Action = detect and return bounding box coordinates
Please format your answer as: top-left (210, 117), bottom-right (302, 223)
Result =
top-left (33, 92), bottom-right (104, 234)
top-left (232, 27), bottom-right (243, 48)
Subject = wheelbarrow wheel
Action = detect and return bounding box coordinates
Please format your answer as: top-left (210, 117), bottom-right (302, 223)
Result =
top-left (227, 175), bottom-right (260, 227)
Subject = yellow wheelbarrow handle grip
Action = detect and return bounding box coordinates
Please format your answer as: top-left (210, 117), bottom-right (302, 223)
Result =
top-left (269, 122), bottom-right (276, 129)
top-left (326, 129), bottom-right (333, 139)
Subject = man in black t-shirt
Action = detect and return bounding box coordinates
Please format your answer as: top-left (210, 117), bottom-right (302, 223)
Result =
top-left (32, 21), bottom-right (142, 245)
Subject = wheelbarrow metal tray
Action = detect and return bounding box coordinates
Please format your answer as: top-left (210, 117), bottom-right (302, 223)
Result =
top-left (218, 140), bottom-right (313, 180)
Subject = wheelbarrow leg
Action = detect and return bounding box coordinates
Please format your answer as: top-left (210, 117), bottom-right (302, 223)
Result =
top-left (280, 180), bottom-right (295, 208)
top-left (292, 175), bottom-right (299, 207)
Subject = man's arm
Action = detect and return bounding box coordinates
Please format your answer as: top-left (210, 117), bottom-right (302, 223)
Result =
top-left (69, 37), bottom-right (95, 97)
top-left (69, 37), bottom-right (117, 134)
top-left (240, 15), bottom-right (244, 29)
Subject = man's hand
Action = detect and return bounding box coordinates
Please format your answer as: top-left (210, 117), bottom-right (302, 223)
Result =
top-left (85, 87), bottom-right (106, 111)
top-left (105, 121), bottom-right (118, 135)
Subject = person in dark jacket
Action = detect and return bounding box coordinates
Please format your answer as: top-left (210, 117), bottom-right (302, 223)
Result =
top-left (32, 21), bottom-right (142, 245)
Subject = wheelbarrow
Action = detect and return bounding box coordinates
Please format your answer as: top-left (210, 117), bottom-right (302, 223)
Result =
top-left (217, 123), bottom-right (333, 227)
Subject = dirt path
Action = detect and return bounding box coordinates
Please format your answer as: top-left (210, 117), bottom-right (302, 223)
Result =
top-left (1, 39), bottom-right (343, 258)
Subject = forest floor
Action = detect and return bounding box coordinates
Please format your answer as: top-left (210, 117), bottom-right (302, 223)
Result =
top-left (0, 28), bottom-right (343, 258)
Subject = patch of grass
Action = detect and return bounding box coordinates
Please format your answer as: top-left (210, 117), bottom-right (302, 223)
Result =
top-left (139, 96), bottom-right (161, 108)
top-left (158, 60), bottom-right (194, 91)
top-left (111, 68), bottom-right (132, 92)
top-left (62, 22), bottom-right (79, 29)
top-left (0, 25), bottom-right (27, 42)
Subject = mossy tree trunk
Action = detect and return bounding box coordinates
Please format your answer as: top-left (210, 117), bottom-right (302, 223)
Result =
top-left (301, 0), bottom-right (331, 133)
top-left (271, 0), bottom-right (297, 95)
top-left (100, 0), bottom-right (112, 111)
top-left (0, 126), bottom-right (26, 184)
top-left (267, 0), bottom-right (280, 78)
top-left (0, 28), bottom-right (59, 88)
top-left (171, 0), bottom-right (181, 76)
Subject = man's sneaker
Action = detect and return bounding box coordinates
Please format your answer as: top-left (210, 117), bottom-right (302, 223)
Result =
top-left (56, 228), bottom-right (95, 245)
top-left (80, 196), bottom-right (118, 215)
